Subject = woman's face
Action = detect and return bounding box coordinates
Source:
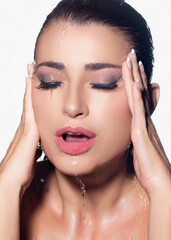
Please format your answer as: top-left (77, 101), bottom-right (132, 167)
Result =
top-left (32, 22), bottom-right (132, 176)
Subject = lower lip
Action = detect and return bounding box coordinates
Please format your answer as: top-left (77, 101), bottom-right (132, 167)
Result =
top-left (55, 136), bottom-right (96, 155)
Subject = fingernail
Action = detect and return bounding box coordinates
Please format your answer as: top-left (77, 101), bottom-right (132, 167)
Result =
top-left (131, 49), bottom-right (137, 62)
top-left (28, 63), bottom-right (34, 79)
top-left (139, 61), bottom-right (144, 73)
top-left (136, 78), bottom-right (140, 90)
top-left (127, 57), bottom-right (132, 70)
top-left (27, 64), bottom-right (31, 76)
top-left (26, 77), bottom-right (29, 85)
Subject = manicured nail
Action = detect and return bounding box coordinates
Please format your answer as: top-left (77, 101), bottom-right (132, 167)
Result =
top-left (136, 78), bottom-right (140, 90)
top-left (29, 63), bottom-right (35, 79)
top-left (131, 49), bottom-right (137, 62)
top-left (26, 77), bottom-right (30, 85)
top-left (127, 57), bottom-right (132, 69)
top-left (139, 61), bottom-right (144, 73)
top-left (27, 64), bottom-right (31, 76)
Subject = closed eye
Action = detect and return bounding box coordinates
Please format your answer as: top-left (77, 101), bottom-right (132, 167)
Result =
top-left (36, 81), bottom-right (63, 90)
top-left (36, 80), bottom-right (120, 90)
top-left (90, 80), bottom-right (119, 90)
top-left (36, 76), bottom-right (122, 90)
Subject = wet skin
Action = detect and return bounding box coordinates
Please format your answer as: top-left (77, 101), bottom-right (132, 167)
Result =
top-left (20, 23), bottom-right (149, 240)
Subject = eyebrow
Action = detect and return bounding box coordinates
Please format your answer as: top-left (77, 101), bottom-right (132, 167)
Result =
top-left (36, 61), bottom-right (122, 71)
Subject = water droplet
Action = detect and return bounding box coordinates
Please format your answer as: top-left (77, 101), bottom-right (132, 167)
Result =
top-left (76, 177), bottom-right (86, 220)
top-left (72, 160), bottom-right (77, 165)
top-left (50, 75), bottom-right (56, 81)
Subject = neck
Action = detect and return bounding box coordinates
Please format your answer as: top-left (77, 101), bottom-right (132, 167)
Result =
top-left (45, 153), bottom-right (136, 218)
top-left (39, 154), bottom-right (149, 239)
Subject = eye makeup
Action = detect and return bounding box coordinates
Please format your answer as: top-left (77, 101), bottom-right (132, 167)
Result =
top-left (37, 81), bottom-right (63, 89)
top-left (90, 77), bottom-right (121, 90)
top-left (35, 66), bottom-right (64, 90)
top-left (35, 66), bottom-right (122, 90)
top-left (90, 70), bottom-right (122, 89)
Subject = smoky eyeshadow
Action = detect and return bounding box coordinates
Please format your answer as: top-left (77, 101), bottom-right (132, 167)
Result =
top-left (36, 73), bottom-right (54, 82)
top-left (35, 69), bottom-right (62, 83)
top-left (96, 71), bottom-right (122, 84)
top-left (35, 67), bottom-right (122, 85)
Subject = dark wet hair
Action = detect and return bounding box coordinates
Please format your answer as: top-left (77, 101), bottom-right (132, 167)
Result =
top-left (34, 0), bottom-right (156, 173)
top-left (34, 0), bottom-right (154, 82)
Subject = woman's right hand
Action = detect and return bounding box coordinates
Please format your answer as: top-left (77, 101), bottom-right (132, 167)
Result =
top-left (0, 63), bottom-right (41, 198)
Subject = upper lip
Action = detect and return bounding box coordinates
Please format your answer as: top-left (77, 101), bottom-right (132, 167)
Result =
top-left (56, 126), bottom-right (96, 138)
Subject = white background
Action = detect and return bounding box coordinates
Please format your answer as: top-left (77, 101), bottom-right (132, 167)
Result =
top-left (0, 1), bottom-right (170, 162)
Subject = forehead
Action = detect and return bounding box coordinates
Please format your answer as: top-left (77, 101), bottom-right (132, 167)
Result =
top-left (36, 22), bottom-right (130, 65)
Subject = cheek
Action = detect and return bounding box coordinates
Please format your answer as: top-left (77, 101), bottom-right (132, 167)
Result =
top-left (91, 88), bottom-right (132, 154)
top-left (32, 83), bottom-right (132, 158)
top-left (91, 88), bottom-right (131, 126)
top-left (32, 84), bottom-right (59, 136)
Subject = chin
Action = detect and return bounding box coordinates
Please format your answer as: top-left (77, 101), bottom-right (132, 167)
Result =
top-left (45, 151), bottom-right (103, 177)
top-left (55, 157), bottom-right (95, 175)
top-left (41, 137), bottom-right (128, 178)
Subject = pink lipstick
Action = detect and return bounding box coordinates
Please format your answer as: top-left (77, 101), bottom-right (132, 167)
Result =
top-left (55, 126), bottom-right (96, 155)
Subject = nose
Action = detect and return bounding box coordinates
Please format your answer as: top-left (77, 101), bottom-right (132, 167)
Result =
top-left (62, 83), bottom-right (89, 119)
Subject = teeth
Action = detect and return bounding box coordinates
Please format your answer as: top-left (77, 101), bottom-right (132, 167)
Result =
top-left (67, 132), bottom-right (83, 136)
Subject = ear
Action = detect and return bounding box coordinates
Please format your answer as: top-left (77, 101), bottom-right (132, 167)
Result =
top-left (150, 83), bottom-right (160, 115)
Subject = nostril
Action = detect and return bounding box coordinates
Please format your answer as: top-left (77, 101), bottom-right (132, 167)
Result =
top-left (76, 112), bottom-right (83, 117)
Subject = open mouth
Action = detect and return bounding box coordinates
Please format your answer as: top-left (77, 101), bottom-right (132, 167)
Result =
top-left (62, 132), bottom-right (90, 143)
top-left (55, 126), bottom-right (96, 155)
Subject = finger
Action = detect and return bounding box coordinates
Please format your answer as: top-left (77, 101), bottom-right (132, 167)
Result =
top-left (130, 49), bottom-right (144, 91)
top-left (1, 72), bottom-right (31, 162)
top-left (133, 151), bottom-right (141, 180)
top-left (23, 63), bottom-right (35, 123)
top-left (122, 56), bottom-right (134, 114)
top-left (2, 124), bottom-right (23, 162)
top-left (10, 71), bottom-right (35, 150)
top-left (27, 63), bottom-right (34, 79)
top-left (24, 74), bottom-right (37, 135)
top-left (139, 61), bottom-right (148, 91)
top-left (2, 64), bottom-right (37, 162)
top-left (131, 81), bottom-right (155, 171)
top-left (132, 81), bottom-right (147, 134)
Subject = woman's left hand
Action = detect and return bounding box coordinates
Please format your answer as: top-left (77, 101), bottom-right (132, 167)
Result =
top-left (122, 49), bottom-right (171, 199)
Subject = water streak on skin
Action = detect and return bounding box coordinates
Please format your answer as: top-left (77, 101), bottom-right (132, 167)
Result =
top-left (57, 22), bottom-right (71, 47)
top-left (48, 72), bottom-right (62, 98)
top-left (72, 156), bottom-right (79, 177)
top-left (75, 176), bottom-right (86, 220)
top-left (72, 156), bottom-right (78, 165)
top-left (134, 176), bottom-right (148, 211)
top-left (128, 232), bottom-right (132, 240)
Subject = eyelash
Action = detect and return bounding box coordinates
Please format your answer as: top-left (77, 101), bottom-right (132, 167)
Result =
top-left (36, 79), bottom-right (119, 90)
top-left (36, 81), bottom-right (63, 89)
top-left (90, 81), bottom-right (119, 90)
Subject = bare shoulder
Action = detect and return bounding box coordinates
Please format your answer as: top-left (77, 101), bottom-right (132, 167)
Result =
top-left (20, 160), bottom-right (54, 240)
